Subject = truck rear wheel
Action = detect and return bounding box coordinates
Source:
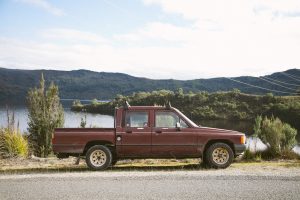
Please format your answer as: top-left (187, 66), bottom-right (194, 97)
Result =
top-left (86, 145), bottom-right (112, 170)
top-left (205, 143), bottom-right (234, 169)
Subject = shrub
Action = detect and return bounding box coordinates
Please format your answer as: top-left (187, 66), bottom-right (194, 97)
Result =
top-left (252, 115), bottom-right (262, 152)
top-left (260, 117), bottom-right (282, 155)
top-left (242, 149), bottom-right (261, 161)
top-left (0, 109), bottom-right (28, 158)
top-left (281, 123), bottom-right (297, 151)
top-left (280, 149), bottom-right (300, 160)
top-left (0, 129), bottom-right (29, 158)
top-left (255, 115), bottom-right (297, 158)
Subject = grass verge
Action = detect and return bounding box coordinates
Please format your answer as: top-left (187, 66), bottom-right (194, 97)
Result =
top-left (0, 157), bottom-right (299, 174)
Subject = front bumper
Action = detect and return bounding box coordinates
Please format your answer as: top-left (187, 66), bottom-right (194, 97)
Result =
top-left (234, 144), bottom-right (247, 156)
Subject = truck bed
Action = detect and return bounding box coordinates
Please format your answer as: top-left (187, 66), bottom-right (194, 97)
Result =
top-left (52, 128), bottom-right (115, 154)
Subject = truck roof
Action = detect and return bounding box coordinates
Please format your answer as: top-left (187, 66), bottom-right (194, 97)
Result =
top-left (122, 106), bottom-right (168, 110)
top-left (120, 101), bottom-right (173, 111)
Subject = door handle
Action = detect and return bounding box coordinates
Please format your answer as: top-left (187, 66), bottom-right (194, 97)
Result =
top-left (155, 130), bottom-right (162, 134)
top-left (126, 130), bottom-right (132, 133)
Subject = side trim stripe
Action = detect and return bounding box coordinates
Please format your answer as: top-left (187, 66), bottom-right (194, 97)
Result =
top-left (119, 144), bottom-right (203, 147)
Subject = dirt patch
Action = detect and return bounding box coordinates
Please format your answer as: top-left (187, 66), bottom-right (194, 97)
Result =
top-left (0, 156), bottom-right (85, 173)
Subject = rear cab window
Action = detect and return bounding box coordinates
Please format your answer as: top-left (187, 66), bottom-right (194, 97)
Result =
top-left (125, 111), bottom-right (149, 128)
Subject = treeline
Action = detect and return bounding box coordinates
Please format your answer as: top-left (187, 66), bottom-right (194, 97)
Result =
top-left (1, 68), bottom-right (300, 105)
top-left (71, 89), bottom-right (300, 133)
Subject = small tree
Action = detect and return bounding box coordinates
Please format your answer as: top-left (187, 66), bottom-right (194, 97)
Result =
top-left (175, 88), bottom-right (184, 97)
top-left (72, 99), bottom-right (82, 107)
top-left (27, 74), bottom-right (64, 157)
top-left (80, 115), bottom-right (87, 128)
top-left (91, 98), bottom-right (98, 105)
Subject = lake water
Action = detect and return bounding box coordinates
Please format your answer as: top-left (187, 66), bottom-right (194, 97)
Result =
top-left (0, 106), bottom-right (254, 134)
top-left (0, 105), bottom-right (299, 154)
top-left (0, 106), bottom-right (114, 132)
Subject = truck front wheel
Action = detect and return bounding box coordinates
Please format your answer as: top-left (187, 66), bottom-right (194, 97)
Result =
top-left (205, 143), bottom-right (234, 169)
top-left (86, 145), bottom-right (112, 170)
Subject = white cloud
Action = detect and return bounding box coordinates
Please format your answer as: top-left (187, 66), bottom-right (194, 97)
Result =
top-left (1, 1), bottom-right (300, 79)
top-left (17, 0), bottom-right (65, 16)
top-left (115, 22), bottom-right (200, 43)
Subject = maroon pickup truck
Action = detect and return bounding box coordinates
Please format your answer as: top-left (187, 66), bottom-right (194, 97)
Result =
top-left (52, 103), bottom-right (246, 170)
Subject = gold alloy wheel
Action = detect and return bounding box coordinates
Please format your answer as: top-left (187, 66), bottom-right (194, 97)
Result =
top-left (212, 147), bottom-right (229, 165)
top-left (90, 150), bottom-right (107, 167)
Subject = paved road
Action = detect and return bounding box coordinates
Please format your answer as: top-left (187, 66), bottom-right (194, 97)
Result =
top-left (1, 171), bottom-right (300, 200)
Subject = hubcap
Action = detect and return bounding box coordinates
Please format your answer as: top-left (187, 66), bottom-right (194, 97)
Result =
top-left (212, 147), bottom-right (229, 165)
top-left (90, 150), bottom-right (107, 167)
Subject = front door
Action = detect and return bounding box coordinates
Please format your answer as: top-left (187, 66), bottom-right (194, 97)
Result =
top-left (151, 111), bottom-right (198, 158)
top-left (116, 110), bottom-right (151, 157)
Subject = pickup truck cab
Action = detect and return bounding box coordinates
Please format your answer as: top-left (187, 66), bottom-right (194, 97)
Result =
top-left (53, 103), bottom-right (246, 170)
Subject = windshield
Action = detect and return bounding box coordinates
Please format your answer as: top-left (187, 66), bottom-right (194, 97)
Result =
top-left (172, 108), bottom-right (199, 128)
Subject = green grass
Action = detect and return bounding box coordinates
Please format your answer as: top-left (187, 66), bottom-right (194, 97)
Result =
top-left (242, 148), bottom-right (300, 162)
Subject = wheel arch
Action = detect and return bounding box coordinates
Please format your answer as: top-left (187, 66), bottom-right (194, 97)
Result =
top-left (83, 140), bottom-right (115, 156)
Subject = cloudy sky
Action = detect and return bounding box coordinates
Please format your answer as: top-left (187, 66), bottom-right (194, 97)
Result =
top-left (0, 0), bottom-right (300, 79)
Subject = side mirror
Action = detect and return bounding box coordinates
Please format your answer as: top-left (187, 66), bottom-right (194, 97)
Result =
top-left (176, 122), bottom-right (181, 131)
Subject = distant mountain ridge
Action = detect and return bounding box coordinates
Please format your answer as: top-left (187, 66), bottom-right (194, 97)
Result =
top-left (0, 67), bottom-right (299, 105)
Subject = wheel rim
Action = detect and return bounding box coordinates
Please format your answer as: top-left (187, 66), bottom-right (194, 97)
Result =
top-left (90, 150), bottom-right (107, 167)
top-left (212, 147), bottom-right (229, 165)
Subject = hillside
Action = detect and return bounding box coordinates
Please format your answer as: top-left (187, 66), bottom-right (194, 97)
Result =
top-left (0, 67), bottom-right (299, 105)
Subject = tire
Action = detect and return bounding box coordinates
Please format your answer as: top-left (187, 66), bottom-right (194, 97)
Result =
top-left (86, 145), bottom-right (112, 170)
top-left (205, 143), bottom-right (234, 169)
top-left (200, 152), bottom-right (209, 168)
top-left (111, 159), bottom-right (118, 166)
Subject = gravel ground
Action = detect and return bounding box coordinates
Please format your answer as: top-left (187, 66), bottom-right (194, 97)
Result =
top-left (0, 157), bottom-right (300, 199)
top-left (0, 170), bottom-right (300, 200)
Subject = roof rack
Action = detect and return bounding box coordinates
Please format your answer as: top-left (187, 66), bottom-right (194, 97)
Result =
top-left (123, 100), bottom-right (131, 110)
top-left (165, 101), bottom-right (172, 109)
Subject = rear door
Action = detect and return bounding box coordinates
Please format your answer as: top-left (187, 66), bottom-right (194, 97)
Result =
top-left (151, 111), bottom-right (198, 157)
top-left (116, 110), bottom-right (151, 157)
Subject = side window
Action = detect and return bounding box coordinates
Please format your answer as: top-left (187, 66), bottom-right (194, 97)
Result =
top-left (155, 112), bottom-right (179, 128)
top-left (180, 120), bottom-right (188, 128)
top-left (125, 112), bottom-right (149, 128)
top-left (155, 111), bottom-right (189, 128)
